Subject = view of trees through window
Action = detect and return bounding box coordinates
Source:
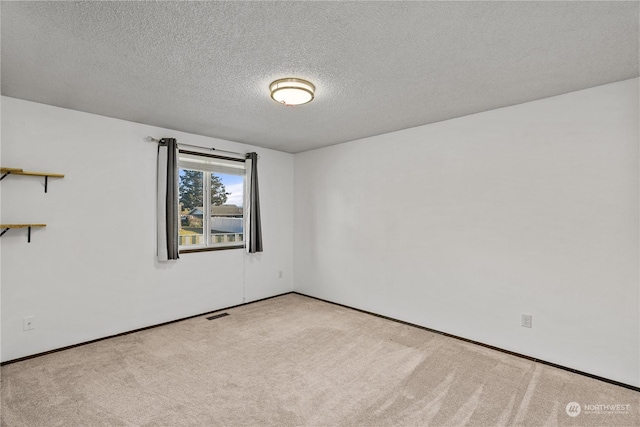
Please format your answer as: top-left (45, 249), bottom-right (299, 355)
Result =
top-left (179, 170), bottom-right (229, 210)
top-left (178, 167), bottom-right (244, 249)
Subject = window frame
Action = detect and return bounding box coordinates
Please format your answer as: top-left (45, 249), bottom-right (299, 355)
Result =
top-left (178, 150), bottom-right (246, 254)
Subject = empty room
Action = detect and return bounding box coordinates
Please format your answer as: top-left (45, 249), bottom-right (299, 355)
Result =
top-left (1, 1), bottom-right (639, 426)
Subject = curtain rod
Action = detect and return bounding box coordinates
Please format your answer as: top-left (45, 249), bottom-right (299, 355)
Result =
top-left (145, 136), bottom-right (246, 157)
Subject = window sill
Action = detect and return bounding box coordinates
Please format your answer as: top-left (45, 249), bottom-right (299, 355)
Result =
top-left (180, 245), bottom-right (245, 254)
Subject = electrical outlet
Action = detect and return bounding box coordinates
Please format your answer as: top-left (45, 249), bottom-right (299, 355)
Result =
top-left (23, 316), bottom-right (35, 331)
top-left (521, 314), bottom-right (532, 328)
top-left (278, 270), bottom-right (283, 279)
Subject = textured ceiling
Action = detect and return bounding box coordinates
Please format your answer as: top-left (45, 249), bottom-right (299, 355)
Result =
top-left (1, 1), bottom-right (638, 153)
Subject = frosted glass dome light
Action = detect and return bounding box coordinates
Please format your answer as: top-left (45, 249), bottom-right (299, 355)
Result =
top-left (270, 78), bottom-right (315, 106)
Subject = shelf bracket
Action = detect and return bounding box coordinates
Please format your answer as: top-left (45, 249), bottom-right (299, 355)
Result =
top-left (0, 168), bottom-right (64, 193)
top-left (0, 227), bottom-right (32, 242)
top-left (0, 226), bottom-right (41, 242)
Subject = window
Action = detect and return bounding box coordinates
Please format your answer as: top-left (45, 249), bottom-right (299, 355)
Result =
top-left (178, 150), bottom-right (245, 252)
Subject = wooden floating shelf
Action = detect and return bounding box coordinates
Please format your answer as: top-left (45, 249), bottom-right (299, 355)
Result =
top-left (9, 171), bottom-right (65, 178)
top-left (0, 224), bottom-right (46, 228)
top-left (1, 167), bottom-right (65, 192)
top-left (0, 224), bottom-right (46, 243)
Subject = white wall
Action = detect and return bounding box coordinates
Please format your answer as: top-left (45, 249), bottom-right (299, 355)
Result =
top-left (3, 79), bottom-right (638, 387)
top-left (1, 97), bottom-right (294, 362)
top-left (294, 79), bottom-right (640, 386)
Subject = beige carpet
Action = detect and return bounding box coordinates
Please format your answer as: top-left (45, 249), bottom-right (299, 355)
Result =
top-left (1, 293), bottom-right (638, 426)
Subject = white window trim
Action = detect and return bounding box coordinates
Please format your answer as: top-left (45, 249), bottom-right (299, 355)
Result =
top-left (178, 150), bottom-right (246, 252)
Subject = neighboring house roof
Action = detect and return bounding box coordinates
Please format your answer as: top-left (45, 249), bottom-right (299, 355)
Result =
top-left (187, 205), bottom-right (243, 217)
top-left (211, 205), bottom-right (243, 217)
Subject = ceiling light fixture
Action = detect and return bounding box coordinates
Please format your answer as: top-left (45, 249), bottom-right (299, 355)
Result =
top-left (269, 78), bottom-right (315, 106)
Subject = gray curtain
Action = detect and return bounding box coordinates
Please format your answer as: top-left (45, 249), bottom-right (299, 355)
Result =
top-left (157, 138), bottom-right (179, 260)
top-left (246, 152), bottom-right (263, 253)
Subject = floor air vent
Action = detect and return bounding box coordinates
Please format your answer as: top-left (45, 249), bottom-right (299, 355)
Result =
top-left (206, 313), bottom-right (229, 321)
